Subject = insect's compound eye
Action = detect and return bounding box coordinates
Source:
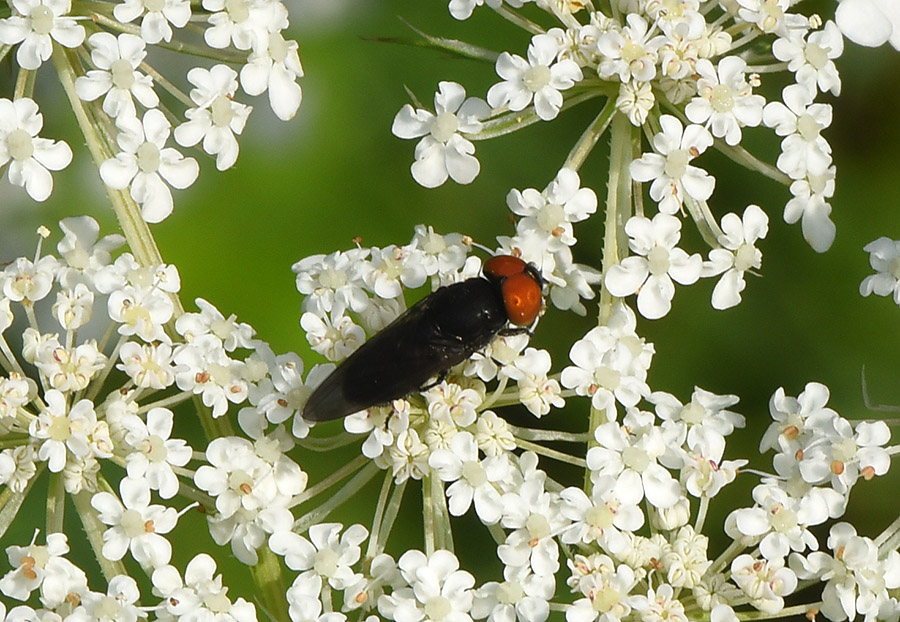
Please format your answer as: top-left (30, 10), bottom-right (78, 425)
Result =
top-left (501, 272), bottom-right (543, 326)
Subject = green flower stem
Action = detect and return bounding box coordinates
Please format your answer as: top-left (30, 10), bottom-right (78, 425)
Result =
top-left (493, 4), bottom-right (545, 35)
top-left (515, 437), bottom-right (587, 468)
top-left (397, 17), bottom-right (500, 63)
top-left (372, 477), bottom-right (407, 556)
top-left (250, 546), bottom-right (289, 622)
top-left (51, 45), bottom-right (174, 281)
top-left (13, 66), bottom-right (34, 100)
top-left (507, 424), bottom-right (590, 444)
top-left (736, 604), bottom-right (821, 620)
top-left (423, 473), bottom-right (436, 555)
top-left (706, 538), bottom-right (747, 577)
top-left (295, 460), bottom-right (381, 533)
top-left (429, 473), bottom-right (453, 552)
top-left (584, 111), bottom-right (635, 491)
top-left (72, 489), bottom-right (127, 582)
top-left (0, 468), bottom-right (41, 541)
top-left (291, 453), bottom-right (369, 507)
top-left (298, 431), bottom-right (367, 452)
top-left (875, 510), bottom-right (900, 554)
top-left (564, 97), bottom-right (617, 173)
top-left (694, 495), bottom-right (710, 534)
top-left (46, 471), bottom-right (65, 534)
top-left (684, 196), bottom-right (725, 248)
top-left (473, 91), bottom-right (603, 141)
top-left (367, 472), bottom-right (398, 558)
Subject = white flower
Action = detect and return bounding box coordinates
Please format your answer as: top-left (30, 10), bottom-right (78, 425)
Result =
top-left (726, 483), bottom-right (821, 559)
top-left (763, 84), bottom-right (832, 179)
top-left (293, 248), bottom-right (372, 314)
top-left (487, 33), bottom-right (583, 121)
top-left (91, 477), bottom-right (178, 568)
top-left (0, 97), bottom-right (72, 202)
top-left (685, 57), bottom-right (765, 146)
top-left (507, 167), bottom-right (597, 252)
top-left (29, 390), bottom-right (106, 473)
top-left (604, 213), bottom-right (703, 319)
top-left (616, 79), bottom-right (655, 126)
top-left (785, 166), bottom-right (836, 253)
top-left (587, 421), bottom-right (682, 509)
top-left (0, 533), bottom-right (87, 607)
top-left (175, 65), bottom-right (251, 171)
top-left (448, 0), bottom-right (503, 20)
top-left (731, 554), bottom-right (797, 614)
top-left (113, 0), bottom-right (190, 43)
top-left (378, 550), bottom-right (475, 622)
top-left (565, 557), bottom-right (636, 622)
top-left (472, 566), bottom-right (554, 622)
top-left (0, 0), bottom-right (84, 70)
top-left (300, 305), bottom-right (365, 362)
top-left (860, 237), bottom-right (900, 305)
top-left (511, 347), bottom-right (564, 417)
top-left (429, 431), bottom-right (509, 524)
top-left (117, 341), bottom-right (177, 390)
top-left (835, 0), bottom-right (900, 50)
top-left (793, 523), bottom-right (900, 622)
top-left (122, 407), bottom-right (192, 499)
top-left (559, 476), bottom-right (643, 548)
top-left (597, 13), bottom-right (664, 83)
top-left (499, 470), bottom-right (567, 575)
top-left (393, 81), bottom-right (490, 188)
top-left (240, 32), bottom-right (304, 121)
top-left (702, 204), bottom-right (769, 310)
top-left (75, 32), bottom-right (159, 119)
top-left (773, 21), bottom-right (843, 95)
top-left (269, 523), bottom-right (367, 591)
top-left (560, 322), bottom-right (650, 418)
top-left (735, 0), bottom-right (808, 35)
top-left (630, 115), bottom-right (715, 215)
top-left (152, 554), bottom-right (258, 622)
top-left (100, 109), bottom-right (200, 223)
top-left (631, 584), bottom-right (688, 622)
top-left (73, 575), bottom-right (143, 622)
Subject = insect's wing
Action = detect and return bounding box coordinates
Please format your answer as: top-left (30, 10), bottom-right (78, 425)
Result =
top-left (302, 280), bottom-right (509, 422)
top-left (301, 291), bottom-right (453, 422)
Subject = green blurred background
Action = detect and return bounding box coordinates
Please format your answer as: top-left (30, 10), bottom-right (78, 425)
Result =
top-left (3, 0), bottom-right (900, 604)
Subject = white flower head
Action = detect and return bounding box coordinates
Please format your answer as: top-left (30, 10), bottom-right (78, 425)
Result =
top-left (393, 81), bottom-right (490, 188)
top-left (630, 115), bottom-right (715, 215)
top-left (0, 98), bottom-right (72, 202)
top-left (175, 64), bottom-right (252, 171)
top-left (685, 56), bottom-right (765, 146)
top-left (75, 32), bottom-right (160, 119)
top-left (488, 33), bottom-right (583, 121)
top-left (702, 204), bottom-right (769, 310)
top-left (604, 213), bottom-right (703, 319)
top-left (0, 0), bottom-right (84, 69)
top-left (100, 109), bottom-right (200, 223)
top-left (113, 0), bottom-right (190, 43)
top-left (860, 237), bottom-right (900, 305)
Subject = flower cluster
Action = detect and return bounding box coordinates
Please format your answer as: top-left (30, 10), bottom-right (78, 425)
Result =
top-left (0, 0), bottom-right (302, 220)
top-left (390, 0), bottom-right (849, 317)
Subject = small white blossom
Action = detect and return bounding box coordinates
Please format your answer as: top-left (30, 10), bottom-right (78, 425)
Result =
top-left (488, 33), bottom-right (583, 121)
top-left (685, 57), bottom-right (765, 146)
top-left (393, 81), bottom-right (490, 188)
top-left (175, 65), bottom-right (252, 171)
top-left (0, 0), bottom-right (84, 69)
top-left (702, 205), bottom-right (769, 310)
top-left (630, 115), bottom-right (715, 215)
top-left (0, 98), bottom-right (72, 202)
top-left (100, 109), bottom-right (200, 223)
top-left (113, 0), bottom-right (190, 43)
top-left (604, 213), bottom-right (703, 319)
top-left (75, 32), bottom-right (159, 119)
top-left (860, 237), bottom-right (900, 305)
